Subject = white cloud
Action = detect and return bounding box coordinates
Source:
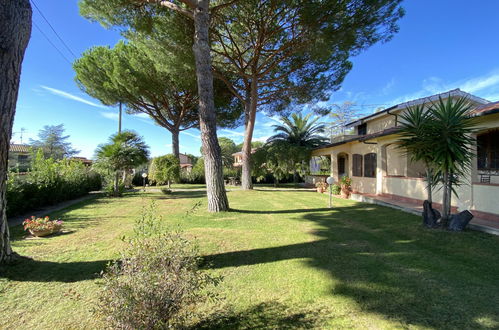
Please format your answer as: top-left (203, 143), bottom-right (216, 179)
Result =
top-left (220, 129), bottom-right (244, 137)
top-left (181, 131), bottom-right (201, 139)
top-left (381, 78), bottom-right (396, 95)
top-left (100, 112), bottom-right (119, 121)
top-left (253, 136), bottom-right (270, 143)
top-left (40, 85), bottom-right (107, 109)
top-left (133, 113), bottom-right (150, 119)
top-left (386, 71), bottom-right (499, 106)
top-left (461, 73), bottom-right (499, 94)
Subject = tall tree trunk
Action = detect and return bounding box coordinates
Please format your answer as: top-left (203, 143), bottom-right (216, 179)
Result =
top-left (425, 167), bottom-right (433, 205)
top-left (441, 171), bottom-right (451, 225)
top-left (192, 0), bottom-right (229, 212)
top-left (171, 129), bottom-right (180, 159)
top-left (0, 0), bottom-right (32, 264)
top-left (241, 80), bottom-right (257, 190)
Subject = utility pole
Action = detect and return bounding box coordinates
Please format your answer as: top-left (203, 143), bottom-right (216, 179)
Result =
top-left (118, 102), bottom-right (122, 134)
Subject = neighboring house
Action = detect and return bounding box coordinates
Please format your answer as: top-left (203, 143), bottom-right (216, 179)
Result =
top-left (8, 144), bottom-right (31, 171)
top-left (232, 148), bottom-right (258, 167)
top-left (179, 153), bottom-right (193, 172)
top-left (311, 88), bottom-right (499, 222)
top-left (70, 156), bottom-right (93, 166)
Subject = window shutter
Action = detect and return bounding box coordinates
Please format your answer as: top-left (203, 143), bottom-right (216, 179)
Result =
top-left (352, 154), bottom-right (362, 177)
top-left (364, 153), bottom-right (377, 178)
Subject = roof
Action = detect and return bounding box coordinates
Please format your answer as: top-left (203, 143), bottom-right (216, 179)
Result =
top-left (9, 144), bottom-right (30, 153)
top-left (70, 157), bottom-right (92, 164)
top-left (346, 89), bottom-right (490, 128)
top-left (232, 148), bottom-right (258, 156)
top-left (469, 101), bottom-right (499, 117)
top-left (314, 127), bottom-right (400, 150)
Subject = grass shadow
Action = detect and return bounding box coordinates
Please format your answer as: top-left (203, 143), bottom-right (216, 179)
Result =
top-left (204, 203), bottom-right (499, 329)
top-left (0, 257), bottom-right (110, 283)
top-left (191, 301), bottom-right (328, 329)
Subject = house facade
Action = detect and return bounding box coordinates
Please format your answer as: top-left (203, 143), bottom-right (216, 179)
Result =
top-left (311, 89), bottom-right (499, 221)
top-left (8, 144), bottom-right (31, 171)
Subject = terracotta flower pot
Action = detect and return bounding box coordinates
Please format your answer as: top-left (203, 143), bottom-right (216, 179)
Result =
top-left (340, 185), bottom-right (351, 198)
top-left (29, 229), bottom-right (54, 237)
top-left (317, 187), bottom-right (324, 193)
top-left (29, 227), bottom-right (61, 237)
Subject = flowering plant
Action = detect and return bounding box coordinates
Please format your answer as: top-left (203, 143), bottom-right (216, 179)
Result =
top-left (23, 216), bottom-right (63, 233)
top-left (340, 176), bottom-right (352, 188)
top-left (315, 181), bottom-right (327, 189)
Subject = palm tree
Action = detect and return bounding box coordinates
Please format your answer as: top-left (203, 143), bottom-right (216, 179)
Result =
top-left (268, 113), bottom-right (328, 182)
top-left (428, 97), bottom-right (477, 224)
top-left (268, 113), bottom-right (328, 148)
top-left (96, 131), bottom-right (149, 196)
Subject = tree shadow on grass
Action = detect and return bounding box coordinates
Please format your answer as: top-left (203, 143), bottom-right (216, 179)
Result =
top-left (0, 257), bottom-right (110, 283)
top-left (229, 208), bottom-right (331, 214)
top-left (204, 203), bottom-right (499, 329)
top-left (157, 191), bottom-right (207, 200)
top-left (191, 301), bottom-right (329, 329)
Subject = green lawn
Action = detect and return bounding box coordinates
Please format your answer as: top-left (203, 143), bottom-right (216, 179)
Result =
top-left (1, 189), bottom-right (498, 329)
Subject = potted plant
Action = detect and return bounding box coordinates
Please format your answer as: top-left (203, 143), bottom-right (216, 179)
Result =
top-left (23, 216), bottom-right (63, 237)
top-left (340, 176), bottom-right (352, 198)
top-left (315, 181), bottom-right (327, 193)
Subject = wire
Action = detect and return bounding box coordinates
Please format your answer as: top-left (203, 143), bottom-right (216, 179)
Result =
top-left (33, 21), bottom-right (73, 65)
top-left (31, 0), bottom-right (78, 59)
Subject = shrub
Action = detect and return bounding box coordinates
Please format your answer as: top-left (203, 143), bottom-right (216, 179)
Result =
top-left (331, 184), bottom-right (341, 195)
top-left (149, 154), bottom-right (180, 186)
top-left (6, 151), bottom-right (102, 216)
top-left (97, 202), bottom-right (220, 329)
top-left (180, 158), bottom-right (205, 184)
top-left (105, 182), bottom-right (126, 197)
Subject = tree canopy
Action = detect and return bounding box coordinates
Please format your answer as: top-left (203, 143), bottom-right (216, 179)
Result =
top-left (208, 0), bottom-right (404, 189)
top-left (30, 124), bottom-right (79, 160)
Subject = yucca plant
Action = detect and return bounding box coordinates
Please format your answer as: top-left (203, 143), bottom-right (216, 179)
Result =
top-left (398, 97), bottom-right (478, 224)
top-left (427, 97), bottom-right (477, 223)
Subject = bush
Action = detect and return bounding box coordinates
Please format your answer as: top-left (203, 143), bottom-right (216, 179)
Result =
top-left (97, 202), bottom-right (220, 329)
top-left (6, 151), bottom-right (102, 216)
top-left (331, 184), bottom-right (341, 195)
top-left (180, 158), bottom-right (205, 184)
top-left (105, 182), bottom-right (126, 197)
top-left (149, 154), bottom-right (180, 186)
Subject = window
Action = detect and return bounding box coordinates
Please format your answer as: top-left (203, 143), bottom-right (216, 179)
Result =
top-left (363, 153), bottom-right (377, 178)
top-left (357, 123), bottom-right (367, 135)
top-left (477, 130), bottom-right (499, 170)
top-left (352, 154), bottom-right (362, 176)
top-left (338, 157), bottom-right (346, 175)
top-left (17, 155), bottom-right (28, 162)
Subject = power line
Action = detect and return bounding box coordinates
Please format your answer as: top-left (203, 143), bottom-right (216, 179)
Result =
top-left (33, 21), bottom-right (73, 65)
top-left (31, 0), bottom-right (77, 59)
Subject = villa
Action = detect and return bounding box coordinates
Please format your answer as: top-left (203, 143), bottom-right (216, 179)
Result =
top-left (8, 144), bottom-right (31, 171)
top-left (311, 89), bottom-right (499, 226)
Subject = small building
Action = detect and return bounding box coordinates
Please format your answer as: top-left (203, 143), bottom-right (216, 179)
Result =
top-left (232, 148), bottom-right (258, 167)
top-left (8, 144), bottom-right (31, 171)
top-left (311, 88), bottom-right (499, 223)
top-left (179, 153), bottom-right (193, 172)
top-left (70, 157), bottom-right (93, 166)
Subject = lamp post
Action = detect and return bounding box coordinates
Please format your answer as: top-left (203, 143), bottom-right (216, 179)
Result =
top-left (326, 176), bottom-right (335, 208)
top-left (142, 172), bottom-right (148, 191)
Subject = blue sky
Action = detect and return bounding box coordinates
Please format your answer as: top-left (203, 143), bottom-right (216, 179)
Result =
top-left (13, 0), bottom-right (499, 158)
